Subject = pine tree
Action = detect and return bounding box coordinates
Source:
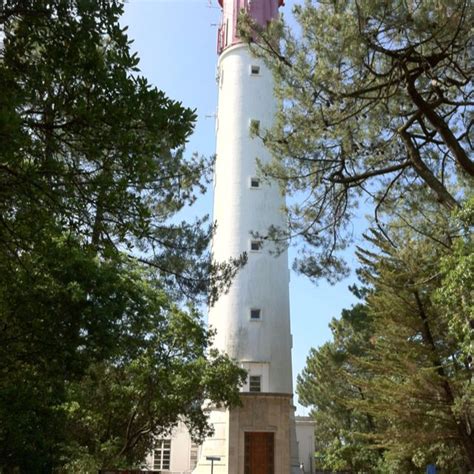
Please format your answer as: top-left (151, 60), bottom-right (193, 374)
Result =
top-left (297, 303), bottom-right (385, 472)
top-left (240, 0), bottom-right (473, 281)
top-left (298, 199), bottom-right (474, 472)
top-left (352, 221), bottom-right (474, 471)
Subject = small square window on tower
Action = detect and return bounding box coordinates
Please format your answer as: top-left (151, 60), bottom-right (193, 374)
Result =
top-left (250, 308), bottom-right (261, 320)
top-left (250, 240), bottom-right (262, 252)
top-left (250, 177), bottom-right (260, 189)
top-left (249, 375), bottom-right (262, 392)
top-left (250, 64), bottom-right (260, 75)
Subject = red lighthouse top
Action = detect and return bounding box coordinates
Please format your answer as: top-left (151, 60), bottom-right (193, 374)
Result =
top-left (217, 0), bottom-right (284, 54)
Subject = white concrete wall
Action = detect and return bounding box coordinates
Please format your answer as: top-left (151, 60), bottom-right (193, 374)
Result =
top-left (209, 43), bottom-right (293, 396)
top-left (193, 41), bottom-right (295, 474)
top-left (295, 418), bottom-right (316, 474)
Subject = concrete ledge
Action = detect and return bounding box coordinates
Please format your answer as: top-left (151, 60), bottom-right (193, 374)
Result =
top-left (239, 392), bottom-right (293, 399)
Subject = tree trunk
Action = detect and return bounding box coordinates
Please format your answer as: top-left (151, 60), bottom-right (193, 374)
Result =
top-left (406, 78), bottom-right (474, 177)
top-left (399, 128), bottom-right (459, 210)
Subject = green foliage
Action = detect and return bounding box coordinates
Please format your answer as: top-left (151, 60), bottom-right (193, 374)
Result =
top-left (298, 303), bottom-right (384, 472)
top-left (0, 1), bottom-right (246, 471)
top-left (434, 197), bottom-right (474, 361)
top-left (353, 226), bottom-right (472, 472)
top-left (0, 240), bottom-right (246, 470)
top-left (1, 0), bottom-right (244, 302)
top-left (61, 294), bottom-right (246, 470)
top-left (240, 0), bottom-right (473, 282)
top-left (298, 205), bottom-right (474, 472)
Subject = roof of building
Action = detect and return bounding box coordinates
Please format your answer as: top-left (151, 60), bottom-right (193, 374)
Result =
top-left (295, 416), bottom-right (316, 424)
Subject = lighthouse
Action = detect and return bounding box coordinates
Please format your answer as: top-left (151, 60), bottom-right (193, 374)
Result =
top-left (193, 1), bottom-right (300, 473)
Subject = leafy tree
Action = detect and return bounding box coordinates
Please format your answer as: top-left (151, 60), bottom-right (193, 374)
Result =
top-left (297, 302), bottom-right (385, 472)
top-left (61, 267), bottom-right (246, 471)
top-left (0, 238), bottom-right (246, 471)
top-left (1, 0), bottom-right (243, 301)
top-left (241, 0), bottom-right (473, 281)
top-left (0, 1), bottom-right (246, 471)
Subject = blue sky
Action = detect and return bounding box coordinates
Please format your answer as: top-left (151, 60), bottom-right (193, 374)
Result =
top-left (122, 0), bottom-right (360, 414)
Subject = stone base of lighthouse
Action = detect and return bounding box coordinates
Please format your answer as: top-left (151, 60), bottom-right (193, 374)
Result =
top-left (193, 394), bottom-right (300, 474)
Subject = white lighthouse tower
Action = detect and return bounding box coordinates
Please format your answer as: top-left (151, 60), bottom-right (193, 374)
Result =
top-left (194, 1), bottom-right (299, 473)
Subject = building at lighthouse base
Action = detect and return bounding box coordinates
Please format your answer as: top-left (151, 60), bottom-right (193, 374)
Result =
top-left (142, 411), bottom-right (315, 473)
top-left (193, 394), bottom-right (300, 474)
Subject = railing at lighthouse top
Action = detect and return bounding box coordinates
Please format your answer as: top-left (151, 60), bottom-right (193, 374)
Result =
top-left (216, 0), bottom-right (284, 54)
top-left (217, 20), bottom-right (227, 54)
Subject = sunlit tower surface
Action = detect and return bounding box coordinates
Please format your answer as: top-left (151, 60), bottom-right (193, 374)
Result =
top-left (193, 1), bottom-right (299, 473)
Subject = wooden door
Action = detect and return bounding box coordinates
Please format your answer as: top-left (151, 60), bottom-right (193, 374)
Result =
top-left (244, 432), bottom-right (274, 474)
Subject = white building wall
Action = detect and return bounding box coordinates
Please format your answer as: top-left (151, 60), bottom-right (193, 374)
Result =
top-left (210, 43), bottom-right (293, 396)
top-left (192, 42), bottom-right (296, 474)
top-left (142, 418), bottom-right (314, 473)
top-left (295, 417), bottom-right (316, 474)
